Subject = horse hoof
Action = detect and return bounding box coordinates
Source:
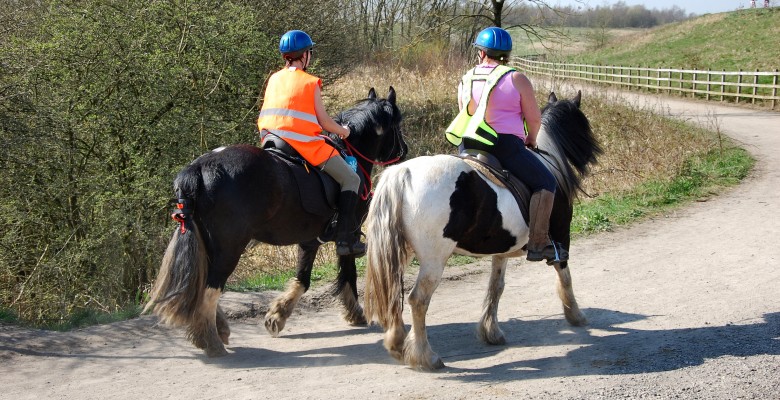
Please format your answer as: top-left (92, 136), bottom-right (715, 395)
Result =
top-left (345, 313), bottom-right (368, 326)
top-left (219, 331), bottom-right (230, 345)
top-left (388, 348), bottom-right (404, 362)
top-left (204, 345), bottom-right (228, 358)
top-left (486, 334), bottom-right (506, 346)
top-left (415, 355), bottom-right (445, 371)
top-left (566, 314), bottom-right (588, 327)
top-left (264, 315), bottom-right (285, 337)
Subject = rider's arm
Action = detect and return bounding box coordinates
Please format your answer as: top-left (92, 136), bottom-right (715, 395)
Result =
top-left (513, 71), bottom-right (542, 147)
top-left (313, 85), bottom-right (351, 139)
top-left (457, 81), bottom-right (464, 111)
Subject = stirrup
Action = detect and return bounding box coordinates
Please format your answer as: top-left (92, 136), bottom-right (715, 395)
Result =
top-left (526, 242), bottom-right (568, 265)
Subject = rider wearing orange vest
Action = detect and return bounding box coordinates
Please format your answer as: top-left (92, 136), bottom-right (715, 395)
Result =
top-left (257, 30), bottom-right (365, 257)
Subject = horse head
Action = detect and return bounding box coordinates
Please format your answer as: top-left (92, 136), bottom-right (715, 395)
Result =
top-left (336, 87), bottom-right (407, 166)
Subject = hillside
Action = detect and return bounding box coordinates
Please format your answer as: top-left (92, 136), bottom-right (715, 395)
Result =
top-left (567, 7), bottom-right (780, 70)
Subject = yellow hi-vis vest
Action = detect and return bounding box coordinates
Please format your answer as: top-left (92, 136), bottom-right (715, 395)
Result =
top-left (445, 65), bottom-right (515, 147)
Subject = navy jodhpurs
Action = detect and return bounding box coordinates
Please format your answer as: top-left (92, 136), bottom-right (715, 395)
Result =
top-left (462, 134), bottom-right (556, 193)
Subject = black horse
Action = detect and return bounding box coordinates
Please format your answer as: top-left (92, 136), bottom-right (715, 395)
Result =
top-left (145, 87), bottom-right (406, 357)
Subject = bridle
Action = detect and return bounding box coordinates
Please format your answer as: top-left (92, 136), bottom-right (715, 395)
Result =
top-left (342, 129), bottom-right (404, 167)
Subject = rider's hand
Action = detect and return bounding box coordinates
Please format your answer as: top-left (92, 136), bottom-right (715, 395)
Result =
top-left (340, 124), bottom-right (351, 139)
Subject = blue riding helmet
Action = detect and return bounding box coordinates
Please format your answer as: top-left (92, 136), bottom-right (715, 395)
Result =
top-left (279, 30), bottom-right (315, 59)
top-left (473, 27), bottom-right (512, 59)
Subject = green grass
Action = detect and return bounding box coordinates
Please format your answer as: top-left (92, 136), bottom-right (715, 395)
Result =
top-left (572, 145), bottom-right (754, 235)
top-left (227, 256), bottom-right (370, 292)
top-left (228, 251), bottom-right (477, 292)
top-left (568, 8), bottom-right (780, 71)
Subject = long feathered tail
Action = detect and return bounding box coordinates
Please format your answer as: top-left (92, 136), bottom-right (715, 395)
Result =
top-left (143, 164), bottom-right (208, 327)
top-left (364, 164), bottom-right (411, 329)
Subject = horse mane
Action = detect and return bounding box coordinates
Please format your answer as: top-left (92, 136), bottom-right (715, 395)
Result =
top-left (335, 97), bottom-right (400, 140)
top-left (538, 97), bottom-right (602, 199)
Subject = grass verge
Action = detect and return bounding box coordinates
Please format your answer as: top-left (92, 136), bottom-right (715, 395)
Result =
top-left (573, 144), bottom-right (753, 235)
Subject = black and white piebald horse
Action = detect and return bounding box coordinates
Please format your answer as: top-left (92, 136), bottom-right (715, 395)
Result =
top-left (364, 91), bottom-right (601, 370)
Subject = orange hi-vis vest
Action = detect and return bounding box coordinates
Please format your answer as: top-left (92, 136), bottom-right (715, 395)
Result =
top-left (257, 68), bottom-right (335, 166)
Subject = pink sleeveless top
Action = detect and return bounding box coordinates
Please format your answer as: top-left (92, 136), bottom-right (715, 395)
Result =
top-left (467, 65), bottom-right (526, 140)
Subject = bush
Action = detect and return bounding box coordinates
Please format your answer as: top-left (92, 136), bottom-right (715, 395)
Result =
top-left (0, 0), bottom-right (277, 322)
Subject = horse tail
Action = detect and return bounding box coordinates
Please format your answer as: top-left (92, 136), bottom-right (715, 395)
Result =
top-left (364, 164), bottom-right (411, 329)
top-left (143, 163), bottom-right (208, 327)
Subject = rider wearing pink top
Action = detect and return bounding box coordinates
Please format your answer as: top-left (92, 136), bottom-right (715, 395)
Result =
top-left (469, 64), bottom-right (527, 140)
top-left (456, 27), bottom-right (565, 264)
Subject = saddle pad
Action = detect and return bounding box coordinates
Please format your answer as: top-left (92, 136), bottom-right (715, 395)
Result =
top-left (267, 148), bottom-right (338, 217)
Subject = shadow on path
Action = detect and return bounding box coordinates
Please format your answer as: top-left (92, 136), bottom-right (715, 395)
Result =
top-left (434, 309), bottom-right (779, 382)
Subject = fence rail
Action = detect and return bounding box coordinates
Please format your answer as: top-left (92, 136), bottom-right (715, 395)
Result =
top-left (512, 57), bottom-right (780, 110)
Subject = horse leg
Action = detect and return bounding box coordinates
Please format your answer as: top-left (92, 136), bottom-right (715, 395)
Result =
top-left (264, 241), bottom-right (318, 337)
top-left (383, 313), bottom-right (407, 362)
top-left (404, 259), bottom-right (446, 371)
top-left (377, 253), bottom-right (411, 362)
top-left (478, 255), bottom-right (507, 345)
top-left (335, 256), bottom-right (367, 326)
top-left (216, 305), bottom-right (230, 345)
top-left (554, 262), bottom-right (587, 326)
top-left (187, 286), bottom-right (228, 357)
top-left (190, 242), bottom-right (244, 356)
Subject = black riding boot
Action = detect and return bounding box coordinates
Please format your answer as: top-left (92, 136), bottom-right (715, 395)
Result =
top-left (526, 189), bottom-right (569, 264)
top-left (335, 191), bottom-right (366, 257)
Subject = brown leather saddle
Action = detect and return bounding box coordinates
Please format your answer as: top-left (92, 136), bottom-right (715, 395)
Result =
top-left (455, 149), bottom-right (531, 223)
top-left (261, 135), bottom-right (338, 217)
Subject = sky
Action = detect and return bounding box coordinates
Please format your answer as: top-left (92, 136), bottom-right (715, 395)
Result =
top-left (549, 0), bottom-right (770, 15)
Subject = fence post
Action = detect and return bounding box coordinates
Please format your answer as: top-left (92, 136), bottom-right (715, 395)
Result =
top-left (706, 69), bottom-right (711, 101)
top-left (773, 69), bottom-right (778, 110)
top-left (737, 69), bottom-right (743, 104)
top-left (656, 68), bottom-right (661, 93)
top-left (720, 69), bottom-right (725, 102)
top-left (752, 68), bottom-right (758, 105)
top-left (668, 68), bottom-right (672, 95)
top-left (600, 64), bottom-right (604, 85)
top-left (692, 71), bottom-right (697, 98)
top-left (679, 70), bottom-right (684, 97)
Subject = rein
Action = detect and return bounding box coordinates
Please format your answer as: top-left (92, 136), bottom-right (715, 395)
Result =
top-left (344, 139), bottom-right (401, 166)
top-left (319, 125), bottom-right (404, 201)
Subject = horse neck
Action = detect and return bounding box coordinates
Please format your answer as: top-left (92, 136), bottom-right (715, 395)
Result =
top-left (538, 125), bottom-right (578, 202)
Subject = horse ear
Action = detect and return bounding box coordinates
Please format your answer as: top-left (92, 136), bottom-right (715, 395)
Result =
top-left (387, 86), bottom-right (396, 105)
top-left (573, 90), bottom-right (582, 108)
top-left (548, 91), bottom-right (558, 104)
top-left (368, 87), bottom-right (377, 100)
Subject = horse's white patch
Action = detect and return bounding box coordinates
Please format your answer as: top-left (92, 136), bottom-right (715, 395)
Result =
top-left (212, 146), bottom-right (227, 153)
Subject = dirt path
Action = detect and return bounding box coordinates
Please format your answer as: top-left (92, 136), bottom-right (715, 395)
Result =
top-left (2, 92), bottom-right (779, 399)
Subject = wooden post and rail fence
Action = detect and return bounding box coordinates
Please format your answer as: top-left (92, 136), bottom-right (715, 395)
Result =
top-left (512, 56), bottom-right (780, 110)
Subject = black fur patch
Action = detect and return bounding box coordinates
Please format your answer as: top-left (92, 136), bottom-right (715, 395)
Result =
top-left (443, 171), bottom-right (517, 254)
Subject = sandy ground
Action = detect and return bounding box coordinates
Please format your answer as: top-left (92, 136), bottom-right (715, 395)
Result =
top-left (2, 90), bottom-right (779, 400)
